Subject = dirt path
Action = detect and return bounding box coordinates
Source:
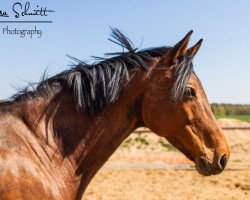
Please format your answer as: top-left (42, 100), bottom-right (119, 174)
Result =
top-left (83, 169), bottom-right (250, 200)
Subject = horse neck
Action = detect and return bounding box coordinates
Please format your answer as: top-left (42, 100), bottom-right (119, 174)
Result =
top-left (21, 70), bottom-right (147, 198)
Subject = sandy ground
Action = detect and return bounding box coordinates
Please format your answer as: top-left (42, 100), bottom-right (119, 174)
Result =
top-left (84, 170), bottom-right (250, 200)
top-left (83, 119), bottom-right (250, 200)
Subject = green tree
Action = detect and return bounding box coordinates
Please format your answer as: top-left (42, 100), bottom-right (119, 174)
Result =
top-left (216, 105), bottom-right (225, 116)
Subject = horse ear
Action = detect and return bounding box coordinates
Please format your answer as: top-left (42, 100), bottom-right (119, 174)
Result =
top-left (161, 30), bottom-right (193, 66)
top-left (187, 39), bottom-right (203, 58)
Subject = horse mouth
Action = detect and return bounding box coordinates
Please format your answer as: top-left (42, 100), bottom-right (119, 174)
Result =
top-left (182, 152), bottom-right (212, 176)
top-left (195, 157), bottom-right (211, 176)
top-left (172, 146), bottom-right (211, 176)
top-left (195, 154), bottom-right (228, 176)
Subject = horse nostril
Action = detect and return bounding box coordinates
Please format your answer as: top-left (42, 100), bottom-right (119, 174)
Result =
top-left (219, 154), bottom-right (227, 169)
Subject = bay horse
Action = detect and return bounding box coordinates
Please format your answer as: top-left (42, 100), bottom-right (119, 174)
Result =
top-left (0, 28), bottom-right (230, 200)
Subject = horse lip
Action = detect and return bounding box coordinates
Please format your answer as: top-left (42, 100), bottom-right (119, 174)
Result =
top-left (196, 157), bottom-right (211, 176)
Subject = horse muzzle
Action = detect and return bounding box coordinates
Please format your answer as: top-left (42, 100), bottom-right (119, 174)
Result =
top-left (195, 153), bottom-right (229, 176)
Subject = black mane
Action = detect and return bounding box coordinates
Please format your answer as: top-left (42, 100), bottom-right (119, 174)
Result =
top-left (7, 28), bottom-right (193, 114)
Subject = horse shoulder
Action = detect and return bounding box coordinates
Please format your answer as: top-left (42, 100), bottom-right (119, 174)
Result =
top-left (0, 116), bottom-right (65, 200)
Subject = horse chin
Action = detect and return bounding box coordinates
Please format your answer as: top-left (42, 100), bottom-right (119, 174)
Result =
top-left (195, 164), bottom-right (211, 176)
top-left (182, 152), bottom-right (212, 176)
top-left (195, 158), bottom-right (211, 176)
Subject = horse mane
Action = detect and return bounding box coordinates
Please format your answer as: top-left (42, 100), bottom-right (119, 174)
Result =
top-left (6, 28), bottom-right (193, 114)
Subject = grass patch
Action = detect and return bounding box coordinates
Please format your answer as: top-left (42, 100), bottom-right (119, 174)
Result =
top-left (232, 159), bottom-right (242, 163)
top-left (121, 138), bottom-right (132, 148)
top-left (158, 139), bottom-right (177, 151)
top-left (121, 136), bottom-right (150, 149)
top-left (215, 115), bottom-right (250, 122)
top-left (124, 138), bottom-right (132, 144)
top-left (135, 136), bottom-right (149, 146)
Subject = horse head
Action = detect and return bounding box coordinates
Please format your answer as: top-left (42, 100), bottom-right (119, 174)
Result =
top-left (141, 31), bottom-right (230, 176)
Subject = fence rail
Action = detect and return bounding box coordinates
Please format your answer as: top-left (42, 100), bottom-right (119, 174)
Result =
top-left (221, 126), bottom-right (250, 130)
top-left (134, 126), bottom-right (250, 134)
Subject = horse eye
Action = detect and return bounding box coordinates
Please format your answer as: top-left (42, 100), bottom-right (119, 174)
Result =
top-left (185, 87), bottom-right (196, 97)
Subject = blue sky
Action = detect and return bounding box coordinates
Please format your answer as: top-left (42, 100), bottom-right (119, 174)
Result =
top-left (0, 0), bottom-right (250, 104)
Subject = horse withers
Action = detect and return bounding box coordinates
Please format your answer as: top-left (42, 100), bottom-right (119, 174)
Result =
top-left (0, 29), bottom-right (230, 199)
